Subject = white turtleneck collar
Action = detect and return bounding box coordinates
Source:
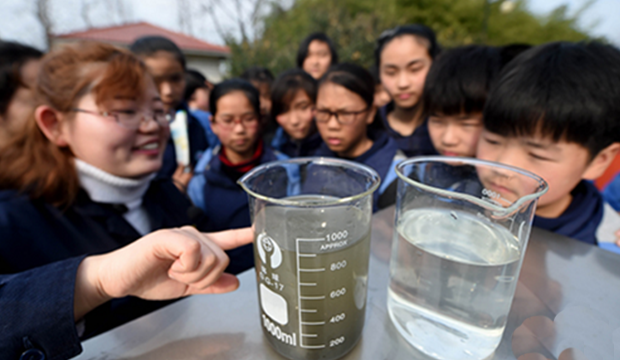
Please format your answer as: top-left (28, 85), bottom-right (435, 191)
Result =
top-left (75, 159), bottom-right (156, 235)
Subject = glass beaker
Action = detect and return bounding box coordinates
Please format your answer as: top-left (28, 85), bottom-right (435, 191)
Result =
top-left (239, 157), bottom-right (380, 360)
top-left (388, 157), bottom-right (548, 360)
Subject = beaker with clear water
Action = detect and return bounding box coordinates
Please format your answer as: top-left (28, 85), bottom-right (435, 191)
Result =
top-left (239, 157), bottom-right (380, 360)
top-left (388, 157), bottom-right (548, 359)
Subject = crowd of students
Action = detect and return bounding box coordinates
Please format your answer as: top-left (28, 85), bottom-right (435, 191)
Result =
top-left (1, 23), bottom-right (620, 358)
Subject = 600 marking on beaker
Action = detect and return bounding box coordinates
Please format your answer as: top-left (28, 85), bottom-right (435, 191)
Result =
top-left (253, 204), bottom-right (371, 360)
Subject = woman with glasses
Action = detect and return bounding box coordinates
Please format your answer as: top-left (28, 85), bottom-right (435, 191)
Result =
top-left (314, 63), bottom-right (405, 211)
top-left (0, 42), bottom-right (227, 336)
top-left (375, 24), bottom-right (440, 157)
top-left (188, 79), bottom-right (288, 274)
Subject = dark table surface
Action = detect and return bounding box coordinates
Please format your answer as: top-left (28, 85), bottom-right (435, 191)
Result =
top-left (75, 206), bottom-right (620, 360)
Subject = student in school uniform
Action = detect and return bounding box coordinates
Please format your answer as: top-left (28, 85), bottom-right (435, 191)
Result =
top-left (313, 63), bottom-right (405, 211)
top-left (424, 45), bottom-right (503, 158)
top-left (0, 41), bottom-right (43, 146)
top-left (0, 42), bottom-right (230, 337)
top-left (130, 36), bottom-right (209, 191)
top-left (184, 68), bottom-right (219, 149)
top-left (270, 68), bottom-right (323, 157)
top-left (369, 64), bottom-right (392, 109)
top-left (477, 41), bottom-right (620, 253)
top-left (375, 24), bottom-right (440, 157)
top-left (297, 32), bottom-right (339, 80)
top-left (188, 79), bottom-right (288, 274)
top-left (240, 66), bottom-right (278, 144)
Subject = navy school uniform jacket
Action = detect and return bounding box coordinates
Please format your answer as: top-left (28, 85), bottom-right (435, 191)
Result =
top-left (314, 131), bottom-right (406, 212)
top-left (0, 257), bottom-right (86, 359)
top-left (270, 127), bottom-right (323, 158)
top-left (534, 180), bottom-right (620, 253)
top-left (379, 102), bottom-right (437, 157)
top-left (188, 145), bottom-right (288, 274)
top-left (0, 179), bottom-right (203, 339)
top-left (158, 103), bottom-right (209, 178)
top-left (603, 172), bottom-right (620, 211)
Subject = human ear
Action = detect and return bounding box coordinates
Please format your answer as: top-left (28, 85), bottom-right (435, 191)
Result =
top-left (34, 105), bottom-right (69, 146)
top-left (365, 106), bottom-right (377, 125)
top-left (209, 114), bottom-right (221, 137)
top-left (582, 142), bottom-right (620, 180)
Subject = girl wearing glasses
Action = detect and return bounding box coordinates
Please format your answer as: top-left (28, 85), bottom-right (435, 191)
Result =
top-left (188, 79), bottom-right (288, 274)
top-left (0, 42), bottom-right (228, 336)
top-left (375, 24), bottom-right (440, 157)
top-left (270, 69), bottom-right (323, 157)
top-left (314, 63), bottom-right (405, 211)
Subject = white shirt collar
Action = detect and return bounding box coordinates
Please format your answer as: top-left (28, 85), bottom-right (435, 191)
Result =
top-left (75, 159), bottom-right (155, 205)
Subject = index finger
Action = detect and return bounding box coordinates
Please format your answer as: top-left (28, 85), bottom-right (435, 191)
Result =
top-left (204, 227), bottom-right (254, 250)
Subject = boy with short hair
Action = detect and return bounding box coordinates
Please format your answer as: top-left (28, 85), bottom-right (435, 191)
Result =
top-left (424, 45), bottom-right (502, 158)
top-left (477, 42), bottom-right (620, 251)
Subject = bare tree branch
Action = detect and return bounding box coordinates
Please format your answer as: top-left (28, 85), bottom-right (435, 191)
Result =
top-left (115, 0), bottom-right (128, 22)
top-left (249, 0), bottom-right (266, 30)
top-left (81, 0), bottom-right (97, 27)
top-left (177, 0), bottom-right (195, 36)
top-left (209, 0), bottom-right (241, 25)
top-left (201, 2), bottom-right (228, 40)
top-left (80, 0), bottom-right (129, 28)
top-left (232, 0), bottom-right (248, 42)
top-left (198, 0), bottom-right (281, 43)
top-left (35, 0), bottom-right (53, 49)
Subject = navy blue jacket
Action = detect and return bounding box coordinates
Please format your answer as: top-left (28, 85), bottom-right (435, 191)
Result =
top-left (603, 173), bottom-right (620, 211)
top-left (534, 180), bottom-right (605, 245)
top-left (188, 145), bottom-right (287, 274)
top-left (158, 103), bottom-right (209, 178)
top-left (379, 102), bottom-right (437, 157)
top-left (314, 131), bottom-right (404, 212)
top-left (0, 257), bottom-right (85, 359)
top-left (0, 179), bottom-right (199, 339)
top-left (270, 127), bottom-right (323, 158)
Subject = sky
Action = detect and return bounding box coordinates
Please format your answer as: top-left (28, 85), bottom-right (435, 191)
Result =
top-left (529, 0), bottom-right (620, 43)
top-left (0, 0), bottom-right (618, 50)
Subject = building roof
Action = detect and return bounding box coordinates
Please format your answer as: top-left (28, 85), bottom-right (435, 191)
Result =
top-left (55, 22), bottom-right (230, 56)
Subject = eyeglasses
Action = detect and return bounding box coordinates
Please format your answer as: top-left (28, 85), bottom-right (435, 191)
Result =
top-left (314, 108), bottom-right (369, 125)
top-left (72, 108), bottom-right (174, 129)
top-left (213, 115), bottom-right (259, 130)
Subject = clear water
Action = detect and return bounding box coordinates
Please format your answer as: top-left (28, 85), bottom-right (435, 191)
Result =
top-left (388, 209), bottom-right (522, 359)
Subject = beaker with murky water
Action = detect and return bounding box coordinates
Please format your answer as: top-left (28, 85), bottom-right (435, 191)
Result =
top-left (388, 157), bottom-right (548, 359)
top-left (239, 157), bottom-right (380, 360)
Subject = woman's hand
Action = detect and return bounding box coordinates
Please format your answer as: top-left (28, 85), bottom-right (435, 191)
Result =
top-left (74, 227), bottom-right (253, 320)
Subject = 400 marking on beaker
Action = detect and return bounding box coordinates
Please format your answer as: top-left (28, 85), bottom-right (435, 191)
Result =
top-left (296, 236), bottom-right (352, 350)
